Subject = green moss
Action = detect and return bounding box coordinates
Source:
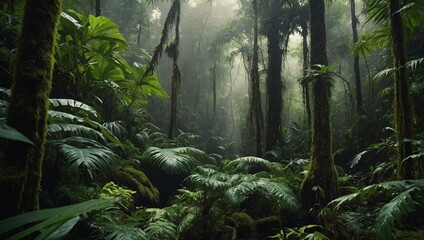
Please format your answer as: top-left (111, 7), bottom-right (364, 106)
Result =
top-left (113, 167), bottom-right (160, 205)
top-left (231, 212), bottom-right (256, 238)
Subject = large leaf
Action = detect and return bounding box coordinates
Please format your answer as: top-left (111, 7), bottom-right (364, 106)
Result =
top-left (0, 198), bottom-right (116, 240)
top-left (88, 15), bottom-right (128, 51)
top-left (375, 188), bottom-right (418, 240)
top-left (48, 123), bottom-right (105, 140)
top-left (58, 143), bottom-right (116, 179)
top-left (0, 121), bottom-right (34, 144)
top-left (142, 147), bottom-right (205, 174)
top-left (49, 98), bottom-right (98, 118)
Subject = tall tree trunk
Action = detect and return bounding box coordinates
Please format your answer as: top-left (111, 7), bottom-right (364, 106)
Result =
top-left (0, 0), bottom-right (61, 219)
top-left (350, 0), bottom-right (363, 115)
top-left (300, 0), bottom-right (338, 214)
top-left (249, 0), bottom-right (264, 156)
top-left (167, 0), bottom-right (181, 139)
top-left (390, 0), bottom-right (415, 179)
top-left (301, 19), bottom-right (311, 128)
top-left (265, 0), bottom-right (283, 151)
top-left (95, 0), bottom-right (101, 16)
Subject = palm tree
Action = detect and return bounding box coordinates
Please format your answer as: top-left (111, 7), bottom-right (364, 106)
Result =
top-left (0, 0), bottom-right (62, 219)
top-left (299, 0), bottom-right (338, 214)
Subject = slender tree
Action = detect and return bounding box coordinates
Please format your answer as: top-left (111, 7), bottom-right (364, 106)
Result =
top-left (249, 0), bottom-right (264, 156)
top-left (299, 4), bottom-right (311, 128)
top-left (0, 0), bottom-right (62, 218)
top-left (95, 0), bottom-right (101, 16)
top-left (350, 0), bottom-right (363, 115)
top-left (389, 0), bottom-right (415, 179)
top-left (299, 0), bottom-right (338, 213)
top-left (133, 0), bottom-right (182, 139)
top-left (166, 0), bottom-right (182, 138)
top-left (264, 0), bottom-right (283, 152)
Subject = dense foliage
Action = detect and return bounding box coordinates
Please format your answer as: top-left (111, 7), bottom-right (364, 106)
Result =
top-left (0, 0), bottom-right (423, 239)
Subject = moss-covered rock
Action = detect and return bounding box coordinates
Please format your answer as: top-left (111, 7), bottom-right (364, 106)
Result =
top-left (112, 166), bottom-right (159, 206)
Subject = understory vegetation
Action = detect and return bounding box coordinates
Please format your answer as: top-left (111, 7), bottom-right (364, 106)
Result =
top-left (0, 0), bottom-right (423, 239)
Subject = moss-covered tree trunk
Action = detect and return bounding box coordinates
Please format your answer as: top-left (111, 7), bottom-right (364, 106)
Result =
top-left (300, 0), bottom-right (338, 214)
top-left (0, 0), bottom-right (61, 219)
top-left (389, 0), bottom-right (415, 179)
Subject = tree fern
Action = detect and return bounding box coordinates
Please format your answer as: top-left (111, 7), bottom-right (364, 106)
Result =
top-left (141, 147), bottom-right (205, 174)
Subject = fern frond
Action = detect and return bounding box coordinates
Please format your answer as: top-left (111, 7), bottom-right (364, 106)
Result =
top-left (144, 218), bottom-right (178, 240)
top-left (373, 67), bottom-right (395, 81)
top-left (375, 187), bottom-right (418, 240)
top-left (186, 166), bottom-right (231, 191)
top-left (327, 180), bottom-right (420, 210)
top-left (263, 180), bottom-right (299, 213)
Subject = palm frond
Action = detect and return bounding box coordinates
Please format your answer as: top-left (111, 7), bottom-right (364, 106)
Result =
top-left (58, 143), bottom-right (116, 179)
top-left (0, 198), bottom-right (116, 240)
top-left (49, 98), bottom-right (98, 118)
top-left (407, 57), bottom-right (424, 72)
top-left (225, 156), bottom-right (275, 173)
top-left (48, 110), bottom-right (84, 123)
top-left (141, 147), bottom-right (204, 174)
top-left (103, 121), bottom-right (128, 138)
top-left (48, 123), bottom-right (105, 140)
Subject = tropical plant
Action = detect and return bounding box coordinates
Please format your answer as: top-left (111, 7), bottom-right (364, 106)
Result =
top-left (54, 9), bottom-right (167, 124)
top-left (180, 156), bottom-right (299, 239)
top-left (0, 198), bottom-right (117, 240)
top-left (46, 98), bottom-right (120, 180)
top-left (141, 146), bottom-right (206, 175)
top-left (322, 179), bottom-right (424, 240)
top-left (268, 224), bottom-right (330, 240)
